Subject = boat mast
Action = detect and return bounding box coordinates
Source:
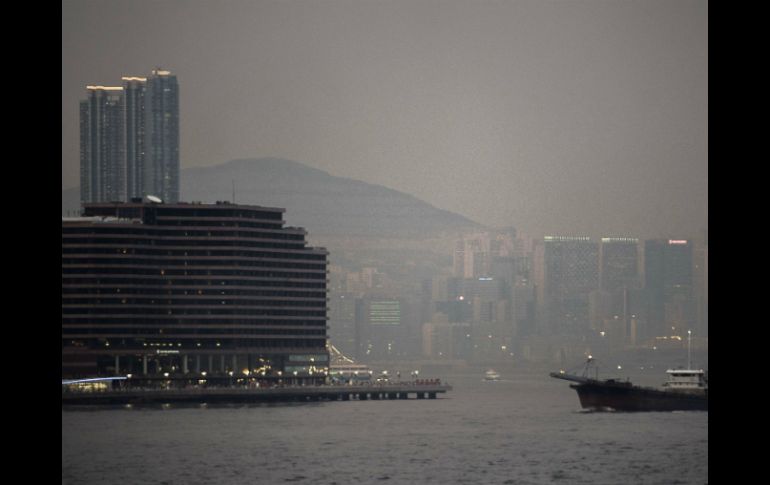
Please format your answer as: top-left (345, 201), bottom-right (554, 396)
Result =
top-left (687, 330), bottom-right (692, 369)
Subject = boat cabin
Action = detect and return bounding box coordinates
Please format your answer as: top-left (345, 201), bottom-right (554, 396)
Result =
top-left (663, 369), bottom-right (707, 391)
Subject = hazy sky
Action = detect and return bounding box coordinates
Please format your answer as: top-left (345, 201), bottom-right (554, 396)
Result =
top-left (62, 0), bottom-right (707, 240)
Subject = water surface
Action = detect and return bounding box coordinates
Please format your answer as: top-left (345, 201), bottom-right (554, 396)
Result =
top-left (62, 366), bottom-right (707, 484)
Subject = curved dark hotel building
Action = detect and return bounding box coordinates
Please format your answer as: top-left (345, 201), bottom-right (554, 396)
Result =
top-left (62, 201), bottom-right (329, 384)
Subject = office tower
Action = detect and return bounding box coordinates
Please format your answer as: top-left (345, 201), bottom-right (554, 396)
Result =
top-left (599, 238), bottom-right (640, 292)
top-left (79, 86), bottom-right (125, 204)
top-left (590, 238), bottom-right (643, 339)
top-left (643, 239), bottom-right (694, 341)
top-left (145, 68), bottom-right (180, 203)
top-left (62, 201), bottom-right (329, 383)
top-left (122, 77), bottom-right (147, 200)
top-left (533, 236), bottom-right (599, 336)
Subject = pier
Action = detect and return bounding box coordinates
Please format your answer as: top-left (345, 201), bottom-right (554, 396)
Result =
top-left (61, 382), bottom-right (452, 405)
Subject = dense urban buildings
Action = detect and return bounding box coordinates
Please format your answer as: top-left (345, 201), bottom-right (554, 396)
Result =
top-left (324, 229), bottom-right (706, 366)
top-left (62, 201), bottom-right (329, 384)
top-left (79, 68), bottom-right (179, 205)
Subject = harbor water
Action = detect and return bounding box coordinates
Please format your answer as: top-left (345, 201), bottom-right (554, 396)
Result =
top-left (62, 365), bottom-right (707, 484)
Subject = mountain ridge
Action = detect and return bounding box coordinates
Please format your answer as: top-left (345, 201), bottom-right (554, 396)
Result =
top-left (62, 157), bottom-right (483, 238)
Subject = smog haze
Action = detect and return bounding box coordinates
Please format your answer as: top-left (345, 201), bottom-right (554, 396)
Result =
top-left (62, 0), bottom-right (707, 239)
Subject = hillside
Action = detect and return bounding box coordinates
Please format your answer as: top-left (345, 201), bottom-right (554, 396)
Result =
top-left (62, 158), bottom-right (482, 238)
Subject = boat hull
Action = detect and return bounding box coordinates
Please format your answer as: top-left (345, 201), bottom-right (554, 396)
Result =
top-left (571, 382), bottom-right (707, 412)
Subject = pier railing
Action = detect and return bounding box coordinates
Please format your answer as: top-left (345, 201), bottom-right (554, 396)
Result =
top-left (62, 382), bottom-right (452, 405)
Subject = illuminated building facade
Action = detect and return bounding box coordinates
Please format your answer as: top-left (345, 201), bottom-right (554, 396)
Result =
top-left (62, 201), bottom-right (329, 384)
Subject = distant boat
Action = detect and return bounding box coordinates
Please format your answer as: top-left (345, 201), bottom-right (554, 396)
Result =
top-left (550, 363), bottom-right (707, 412)
top-left (550, 333), bottom-right (707, 412)
top-left (484, 369), bottom-right (501, 381)
top-left (328, 343), bottom-right (372, 383)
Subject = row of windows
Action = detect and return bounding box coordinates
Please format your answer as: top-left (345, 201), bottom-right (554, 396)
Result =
top-left (62, 246), bottom-right (326, 261)
top-left (63, 228), bottom-right (305, 240)
top-left (62, 278), bottom-right (326, 289)
top-left (62, 327), bottom-right (327, 336)
top-left (150, 209), bottom-right (284, 220)
top-left (63, 237), bottom-right (308, 250)
top-left (62, 257), bottom-right (325, 270)
top-left (62, 268), bottom-right (326, 279)
top-left (62, 288), bottom-right (326, 298)
top-left (62, 308), bottom-right (327, 316)
top-left (63, 322), bottom-right (327, 329)
top-left (62, 317), bottom-right (326, 326)
top-left (62, 316), bottom-right (328, 330)
top-left (63, 298), bottom-right (326, 307)
top-left (150, 219), bottom-right (283, 230)
top-left (83, 206), bottom-right (284, 221)
top-left (63, 338), bottom-right (326, 350)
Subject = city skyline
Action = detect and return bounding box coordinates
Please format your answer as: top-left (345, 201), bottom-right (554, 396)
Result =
top-left (63, 0), bottom-right (707, 240)
top-left (62, 4), bottom-right (708, 484)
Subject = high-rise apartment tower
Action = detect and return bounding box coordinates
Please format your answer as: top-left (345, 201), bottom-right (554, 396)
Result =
top-left (79, 86), bottom-right (125, 204)
top-left (79, 68), bottom-right (179, 205)
top-left (145, 68), bottom-right (180, 203)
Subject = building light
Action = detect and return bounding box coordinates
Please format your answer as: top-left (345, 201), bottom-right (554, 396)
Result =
top-left (86, 85), bottom-right (124, 91)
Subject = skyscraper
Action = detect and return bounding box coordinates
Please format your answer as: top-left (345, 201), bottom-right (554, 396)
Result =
top-left (79, 86), bottom-right (125, 204)
top-left (79, 68), bottom-right (179, 205)
top-left (643, 239), bottom-right (694, 341)
top-left (145, 68), bottom-right (180, 203)
top-left (534, 236), bottom-right (599, 336)
top-left (599, 238), bottom-right (640, 292)
top-left (122, 77), bottom-right (147, 200)
top-left (591, 238), bottom-right (644, 344)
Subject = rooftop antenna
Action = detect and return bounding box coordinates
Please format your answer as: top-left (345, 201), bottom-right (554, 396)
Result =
top-left (687, 330), bottom-right (692, 369)
top-left (232, 180), bottom-right (236, 203)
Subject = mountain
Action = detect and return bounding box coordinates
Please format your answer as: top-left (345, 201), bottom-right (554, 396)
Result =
top-left (62, 158), bottom-right (482, 238)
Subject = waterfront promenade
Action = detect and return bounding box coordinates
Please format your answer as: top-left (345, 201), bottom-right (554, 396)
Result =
top-left (62, 381), bottom-right (452, 405)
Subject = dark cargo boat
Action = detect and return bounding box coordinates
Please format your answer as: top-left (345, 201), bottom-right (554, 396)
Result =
top-left (552, 330), bottom-right (707, 412)
top-left (550, 364), bottom-right (707, 412)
